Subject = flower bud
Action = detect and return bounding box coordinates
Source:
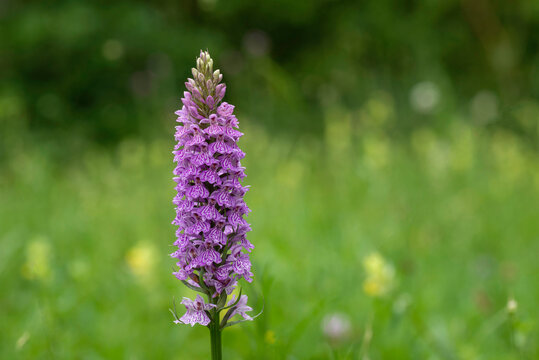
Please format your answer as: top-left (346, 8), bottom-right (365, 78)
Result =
top-left (215, 84), bottom-right (226, 99)
top-left (200, 50), bottom-right (208, 62)
top-left (185, 81), bottom-right (195, 92)
top-left (206, 95), bottom-right (215, 109)
top-left (192, 88), bottom-right (204, 102)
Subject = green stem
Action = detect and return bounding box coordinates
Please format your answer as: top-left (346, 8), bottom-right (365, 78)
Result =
top-left (209, 294), bottom-right (222, 360)
top-left (209, 315), bottom-right (222, 360)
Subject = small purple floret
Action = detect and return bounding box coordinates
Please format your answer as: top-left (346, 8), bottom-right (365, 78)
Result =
top-left (226, 295), bottom-right (253, 321)
top-left (176, 295), bottom-right (216, 326)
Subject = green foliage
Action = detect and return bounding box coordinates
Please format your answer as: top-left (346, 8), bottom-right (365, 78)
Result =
top-left (1, 119), bottom-right (537, 359)
top-left (1, 0), bottom-right (538, 146)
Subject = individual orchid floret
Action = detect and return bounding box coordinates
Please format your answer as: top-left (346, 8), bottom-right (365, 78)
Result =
top-left (176, 294), bottom-right (216, 327)
top-left (226, 295), bottom-right (253, 321)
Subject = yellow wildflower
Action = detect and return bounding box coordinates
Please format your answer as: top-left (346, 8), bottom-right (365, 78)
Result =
top-left (264, 330), bottom-right (276, 345)
top-left (362, 252), bottom-right (395, 297)
top-left (126, 242), bottom-right (156, 284)
top-left (21, 237), bottom-right (52, 281)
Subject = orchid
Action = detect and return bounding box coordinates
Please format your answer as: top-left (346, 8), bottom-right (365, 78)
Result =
top-left (170, 50), bottom-right (259, 359)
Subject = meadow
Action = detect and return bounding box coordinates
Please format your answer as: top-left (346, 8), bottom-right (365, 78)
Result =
top-left (2, 0), bottom-right (539, 358)
top-left (1, 105), bottom-right (538, 359)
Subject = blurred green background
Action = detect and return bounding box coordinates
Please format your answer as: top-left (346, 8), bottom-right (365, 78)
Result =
top-left (1, 0), bottom-right (538, 359)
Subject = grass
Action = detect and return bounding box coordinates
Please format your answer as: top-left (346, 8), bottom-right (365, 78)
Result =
top-left (1, 116), bottom-right (538, 359)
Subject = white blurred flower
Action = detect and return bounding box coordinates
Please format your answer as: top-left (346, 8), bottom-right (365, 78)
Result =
top-left (243, 30), bottom-right (270, 57)
top-left (322, 313), bottom-right (352, 341)
top-left (507, 298), bottom-right (518, 314)
top-left (470, 91), bottom-right (498, 124)
top-left (410, 81), bottom-right (440, 114)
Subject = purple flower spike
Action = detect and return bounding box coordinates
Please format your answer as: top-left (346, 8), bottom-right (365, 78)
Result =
top-left (171, 50), bottom-right (254, 331)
